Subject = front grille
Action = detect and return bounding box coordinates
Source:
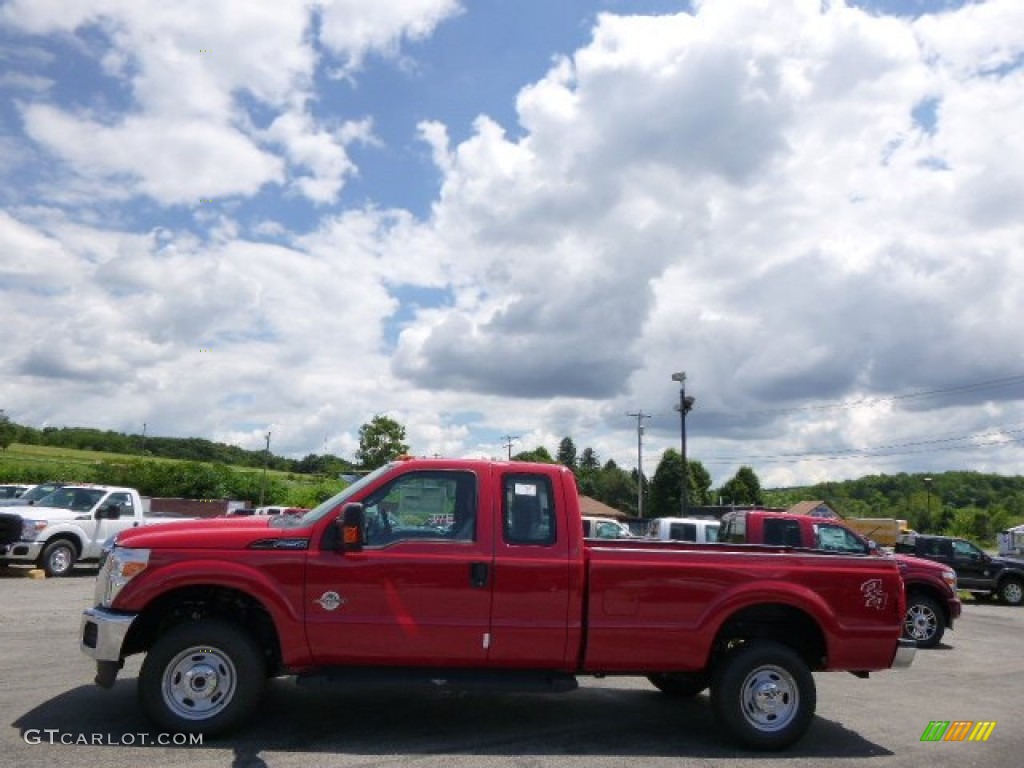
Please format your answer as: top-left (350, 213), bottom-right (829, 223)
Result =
top-left (0, 513), bottom-right (22, 546)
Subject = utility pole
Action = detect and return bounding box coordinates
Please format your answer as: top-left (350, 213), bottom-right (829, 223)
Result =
top-left (627, 411), bottom-right (651, 517)
top-left (258, 431), bottom-right (271, 507)
top-left (501, 434), bottom-right (519, 460)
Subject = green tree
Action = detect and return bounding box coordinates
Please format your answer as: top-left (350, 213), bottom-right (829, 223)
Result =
top-left (718, 466), bottom-right (763, 505)
top-left (688, 459), bottom-right (713, 507)
top-left (355, 415), bottom-right (410, 469)
top-left (513, 446), bottom-right (554, 463)
top-left (596, 459), bottom-right (637, 514)
top-left (650, 449), bottom-right (683, 518)
top-left (556, 437), bottom-right (577, 471)
top-left (0, 410), bottom-right (16, 451)
top-left (579, 447), bottom-right (600, 473)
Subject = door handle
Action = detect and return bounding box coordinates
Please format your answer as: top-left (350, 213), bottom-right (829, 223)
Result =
top-left (470, 561), bottom-right (489, 588)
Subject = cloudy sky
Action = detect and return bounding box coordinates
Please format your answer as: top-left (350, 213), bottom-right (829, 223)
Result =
top-left (2, 0), bottom-right (1023, 488)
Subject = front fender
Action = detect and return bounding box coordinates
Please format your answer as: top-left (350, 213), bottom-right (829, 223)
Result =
top-left (115, 556), bottom-right (310, 668)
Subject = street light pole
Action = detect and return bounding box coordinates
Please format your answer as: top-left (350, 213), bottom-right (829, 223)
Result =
top-left (671, 372), bottom-right (696, 517)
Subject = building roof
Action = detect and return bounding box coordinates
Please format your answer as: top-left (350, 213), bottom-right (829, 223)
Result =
top-left (786, 500), bottom-right (840, 518)
top-left (579, 495), bottom-right (626, 518)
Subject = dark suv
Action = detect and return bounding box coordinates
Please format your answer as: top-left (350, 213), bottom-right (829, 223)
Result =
top-left (895, 534), bottom-right (1024, 605)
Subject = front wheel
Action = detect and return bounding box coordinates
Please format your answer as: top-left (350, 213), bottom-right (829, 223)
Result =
top-left (999, 578), bottom-right (1024, 606)
top-left (710, 641), bottom-right (816, 751)
top-left (903, 595), bottom-right (945, 648)
top-left (40, 539), bottom-right (77, 578)
top-left (139, 619), bottom-right (265, 735)
top-left (648, 671), bottom-right (710, 697)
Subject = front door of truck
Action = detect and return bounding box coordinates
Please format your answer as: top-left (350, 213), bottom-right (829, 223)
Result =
top-left (487, 471), bottom-right (573, 667)
top-left (305, 469), bottom-right (494, 665)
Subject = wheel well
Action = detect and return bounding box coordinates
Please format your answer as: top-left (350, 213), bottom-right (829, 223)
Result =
top-left (712, 603), bottom-right (827, 671)
top-left (123, 585), bottom-right (283, 675)
top-left (998, 573), bottom-right (1024, 588)
top-left (41, 534), bottom-right (81, 557)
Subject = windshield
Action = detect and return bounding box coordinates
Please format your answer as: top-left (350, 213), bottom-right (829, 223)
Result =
top-left (36, 487), bottom-right (106, 512)
top-left (272, 464), bottom-right (394, 528)
top-left (23, 484), bottom-right (61, 502)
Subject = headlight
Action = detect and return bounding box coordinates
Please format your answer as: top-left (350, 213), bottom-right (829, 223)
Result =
top-left (20, 519), bottom-right (48, 540)
top-left (942, 569), bottom-right (957, 591)
top-left (99, 547), bottom-right (150, 608)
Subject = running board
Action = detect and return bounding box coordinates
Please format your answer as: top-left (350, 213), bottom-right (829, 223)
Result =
top-left (296, 667), bottom-right (579, 694)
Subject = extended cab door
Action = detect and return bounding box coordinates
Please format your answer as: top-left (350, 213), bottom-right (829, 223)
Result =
top-left (304, 468), bottom-right (494, 666)
top-left (950, 538), bottom-right (992, 589)
top-left (487, 470), bottom-right (574, 668)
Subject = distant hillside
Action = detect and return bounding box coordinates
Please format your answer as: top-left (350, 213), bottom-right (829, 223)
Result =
top-left (2, 422), bottom-right (353, 476)
top-left (763, 470), bottom-right (1024, 541)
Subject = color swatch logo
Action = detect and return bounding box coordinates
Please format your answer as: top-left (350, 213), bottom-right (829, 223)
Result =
top-left (920, 721), bottom-right (996, 742)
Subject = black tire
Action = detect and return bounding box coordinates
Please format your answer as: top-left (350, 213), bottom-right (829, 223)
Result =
top-left (710, 641), bottom-right (816, 751)
top-left (39, 539), bottom-right (77, 578)
top-left (998, 578), bottom-right (1024, 607)
top-left (903, 594), bottom-right (945, 648)
top-left (139, 619), bottom-right (265, 735)
top-left (648, 671), bottom-right (710, 697)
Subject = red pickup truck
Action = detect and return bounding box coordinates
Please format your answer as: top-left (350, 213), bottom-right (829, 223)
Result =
top-left (80, 458), bottom-right (914, 750)
top-left (719, 509), bottom-right (961, 649)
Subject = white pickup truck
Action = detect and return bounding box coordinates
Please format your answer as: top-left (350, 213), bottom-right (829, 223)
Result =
top-left (0, 484), bottom-right (186, 577)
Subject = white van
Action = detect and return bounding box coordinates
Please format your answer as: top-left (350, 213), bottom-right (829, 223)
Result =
top-left (651, 517), bottom-right (720, 543)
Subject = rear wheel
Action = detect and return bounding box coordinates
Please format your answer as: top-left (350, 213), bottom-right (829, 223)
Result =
top-left (39, 539), bottom-right (77, 578)
top-left (648, 671), bottom-right (709, 697)
top-left (999, 578), bottom-right (1024, 606)
top-left (710, 641), bottom-right (816, 751)
top-left (903, 595), bottom-right (944, 648)
top-left (139, 619), bottom-right (265, 735)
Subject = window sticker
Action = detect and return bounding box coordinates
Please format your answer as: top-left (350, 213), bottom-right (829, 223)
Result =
top-left (513, 483), bottom-right (537, 496)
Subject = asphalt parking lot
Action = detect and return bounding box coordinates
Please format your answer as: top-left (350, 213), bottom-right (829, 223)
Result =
top-left (2, 565), bottom-right (1022, 768)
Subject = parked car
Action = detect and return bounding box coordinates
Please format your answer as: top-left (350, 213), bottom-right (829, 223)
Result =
top-left (895, 533), bottom-right (1024, 605)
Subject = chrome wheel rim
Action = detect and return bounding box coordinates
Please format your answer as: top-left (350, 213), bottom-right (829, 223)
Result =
top-left (1004, 582), bottom-right (1023, 604)
top-left (49, 546), bottom-right (72, 574)
top-left (905, 604), bottom-right (937, 642)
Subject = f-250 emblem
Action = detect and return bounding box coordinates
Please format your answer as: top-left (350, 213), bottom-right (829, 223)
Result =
top-left (314, 591), bottom-right (345, 611)
top-left (860, 578), bottom-right (888, 610)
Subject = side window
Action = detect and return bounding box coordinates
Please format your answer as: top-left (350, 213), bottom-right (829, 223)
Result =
top-left (952, 540), bottom-right (982, 561)
top-left (815, 524), bottom-right (868, 554)
top-left (503, 473), bottom-right (556, 546)
top-left (669, 522), bottom-right (697, 542)
top-left (104, 492), bottom-right (133, 516)
top-left (764, 519), bottom-right (801, 547)
top-left (362, 471), bottom-right (477, 547)
top-left (705, 524), bottom-right (719, 543)
top-left (720, 514), bottom-right (745, 544)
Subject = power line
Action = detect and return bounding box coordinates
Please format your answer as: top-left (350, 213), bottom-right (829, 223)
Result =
top-left (711, 374), bottom-right (1024, 420)
top-left (701, 425), bottom-right (1024, 465)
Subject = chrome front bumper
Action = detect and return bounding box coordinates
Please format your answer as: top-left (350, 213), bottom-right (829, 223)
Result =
top-left (80, 606), bottom-right (137, 663)
top-left (893, 637), bottom-right (916, 669)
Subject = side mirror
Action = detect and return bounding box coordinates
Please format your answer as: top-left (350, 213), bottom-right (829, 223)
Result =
top-left (337, 503), bottom-right (365, 553)
top-left (96, 504), bottom-right (122, 520)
